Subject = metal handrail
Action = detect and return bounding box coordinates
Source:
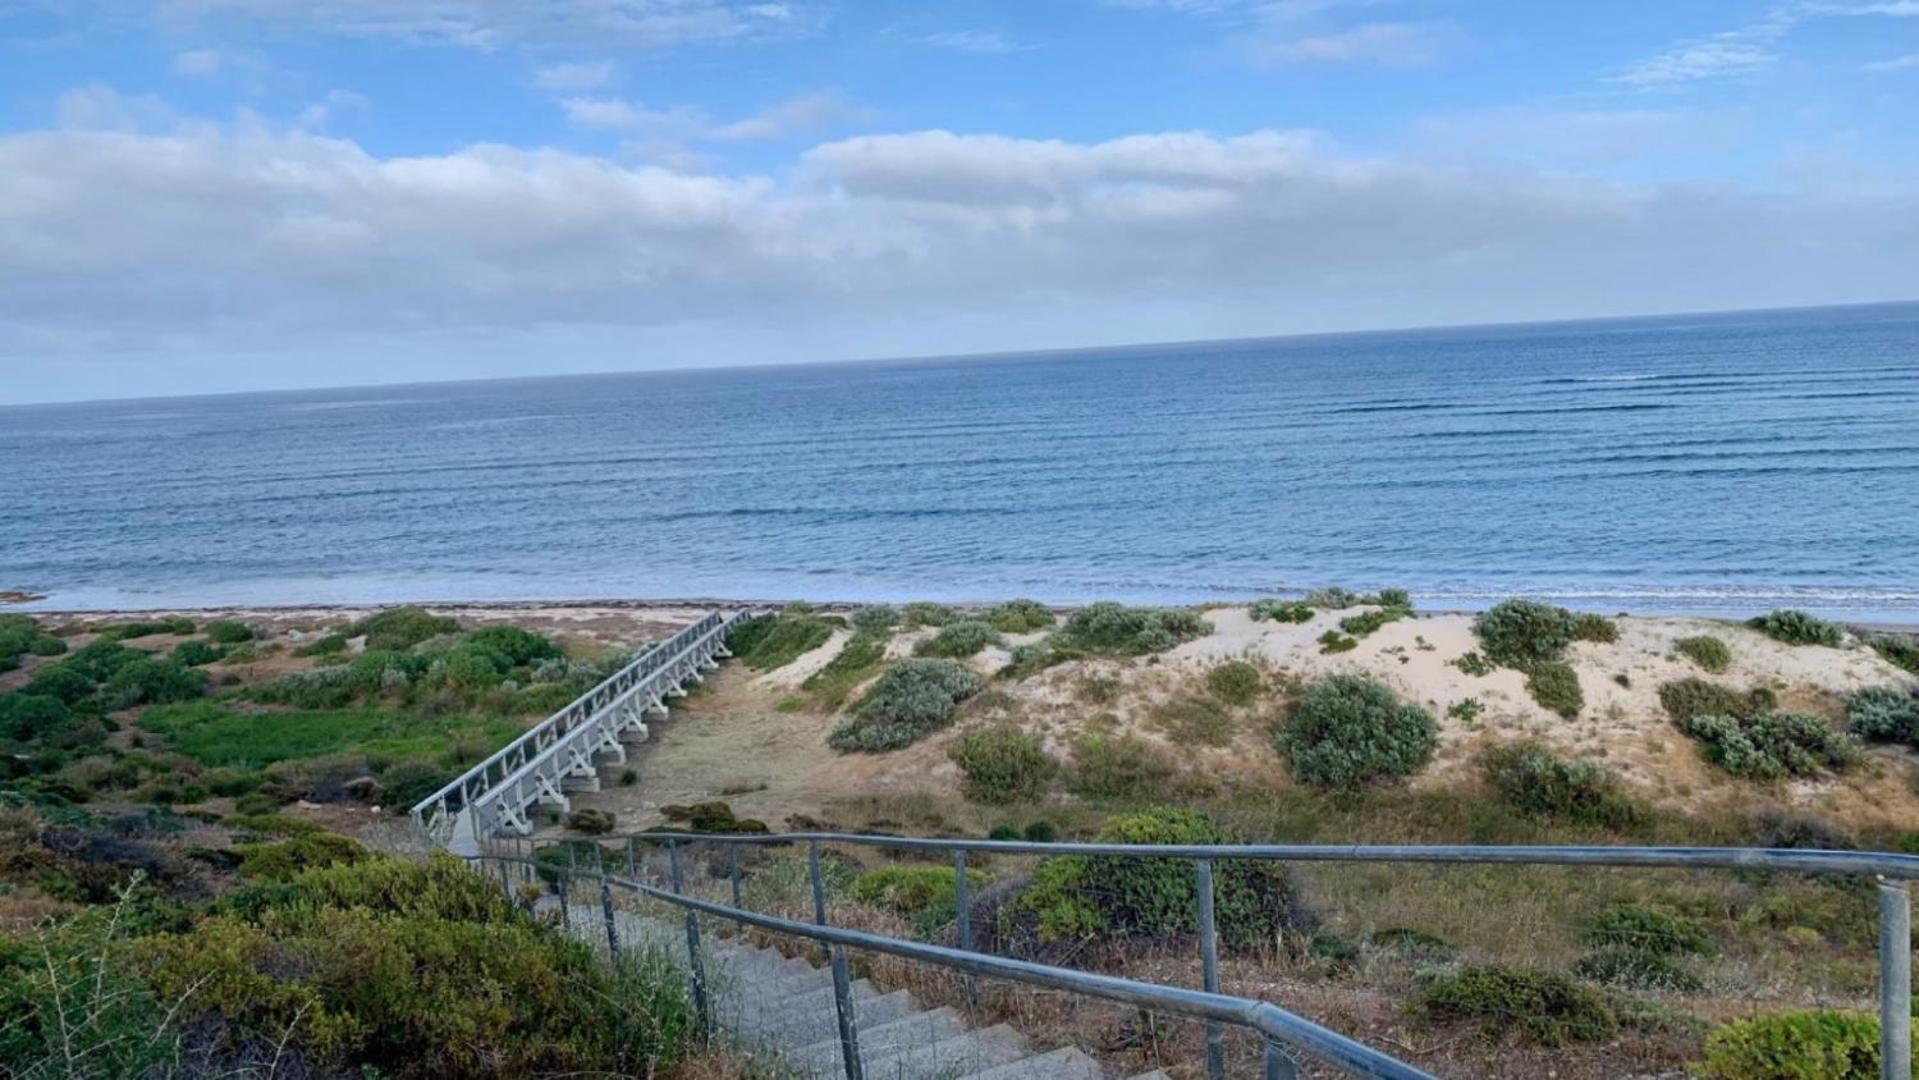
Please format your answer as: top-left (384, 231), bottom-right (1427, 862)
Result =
top-left (523, 831), bottom-right (1915, 1079)
top-left (476, 852), bottom-right (1432, 1080)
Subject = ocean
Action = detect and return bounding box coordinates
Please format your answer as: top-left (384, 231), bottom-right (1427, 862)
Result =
top-left (4, 302), bottom-right (1917, 618)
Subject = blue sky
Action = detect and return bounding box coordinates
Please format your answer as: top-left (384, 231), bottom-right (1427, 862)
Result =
top-left (1, 1), bottom-right (1916, 403)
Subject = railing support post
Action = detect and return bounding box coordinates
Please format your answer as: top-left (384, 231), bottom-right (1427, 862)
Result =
top-left (1197, 857), bottom-right (1223, 1080)
top-left (556, 873), bottom-right (570, 929)
top-left (627, 835), bottom-right (638, 877)
top-left (811, 841), bottom-right (863, 1080)
top-left (1264, 1038), bottom-right (1298, 1080)
top-left (1881, 879), bottom-right (1911, 1080)
top-left (670, 842), bottom-right (710, 1040)
top-left (498, 858), bottom-right (512, 904)
top-left (955, 849), bottom-right (976, 1012)
top-left (729, 845), bottom-right (743, 914)
top-left (600, 877), bottom-right (621, 956)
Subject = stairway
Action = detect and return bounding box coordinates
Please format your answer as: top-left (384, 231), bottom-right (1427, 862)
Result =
top-left (565, 903), bottom-right (1162, 1079)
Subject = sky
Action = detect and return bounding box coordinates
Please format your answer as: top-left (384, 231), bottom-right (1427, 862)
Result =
top-left (1, 1), bottom-right (1916, 404)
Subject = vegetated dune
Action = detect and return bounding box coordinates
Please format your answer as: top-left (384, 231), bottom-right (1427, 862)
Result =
top-left (614, 603), bottom-right (1919, 834)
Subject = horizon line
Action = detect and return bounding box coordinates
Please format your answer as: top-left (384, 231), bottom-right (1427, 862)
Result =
top-left (9, 295), bottom-right (1916, 410)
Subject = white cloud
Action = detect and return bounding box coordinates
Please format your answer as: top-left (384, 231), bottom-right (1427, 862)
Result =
top-left (0, 92), bottom-right (1913, 376)
top-left (170, 48), bottom-right (221, 75)
top-left (1612, 39), bottom-right (1776, 86)
top-left (562, 92), bottom-right (869, 141)
top-left (147, 0), bottom-right (810, 50)
top-left (1865, 52), bottom-right (1919, 69)
top-left (298, 89), bottom-right (370, 129)
top-left (1251, 21), bottom-right (1448, 67)
top-left (917, 30), bottom-right (1029, 54)
top-left (1416, 107), bottom-right (1750, 167)
top-left (534, 60), bottom-right (619, 92)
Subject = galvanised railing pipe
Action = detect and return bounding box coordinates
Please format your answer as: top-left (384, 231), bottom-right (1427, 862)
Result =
top-left (544, 831), bottom-right (1917, 1079)
top-left (478, 854), bottom-right (1429, 1080)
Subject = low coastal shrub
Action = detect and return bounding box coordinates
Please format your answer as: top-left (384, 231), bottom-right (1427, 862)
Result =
top-left (658, 801), bottom-right (769, 834)
top-left (1701, 1010), bottom-right (1911, 1080)
top-left (915, 619), bottom-right (1002, 658)
top-left (169, 640), bottom-right (224, 667)
top-left (902, 602), bottom-right (959, 629)
top-left (1052, 602), bottom-right (1210, 657)
top-left (949, 725), bottom-right (1057, 804)
top-left (1573, 948), bottom-right (1702, 992)
top-left (1677, 711), bottom-right (1861, 779)
top-left (294, 631), bottom-right (350, 657)
top-left (1473, 599), bottom-right (1578, 664)
top-left (1675, 635), bottom-right (1732, 673)
top-left (1748, 609), bottom-right (1842, 647)
top-left (1845, 685), bottom-right (1919, 743)
top-left (1339, 606), bottom-right (1408, 638)
top-left (1249, 599), bottom-right (1314, 623)
top-left (848, 605), bottom-right (900, 635)
top-left (564, 808), bottom-right (616, 834)
top-left (1571, 613), bottom-right (1620, 644)
top-left (728, 609), bottom-right (834, 671)
top-left (1869, 633), bottom-right (1919, 675)
top-left (464, 625), bottom-right (561, 666)
top-left (234, 832), bottom-right (367, 881)
top-left (100, 617), bottom-right (196, 641)
top-left (850, 865), bottom-right (984, 936)
top-left (1580, 902), bottom-right (1714, 957)
top-left (1521, 660), bottom-right (1583, 718)
top-left (1658, 677), bottom-right (1773, 723)
top-left (1205, 660), bottom-right (1262, 706)
top-left (829, 659), bottom-right (984, 751)
top-left (1304, 587), bottom-right (1359, 609)
top-left (1479, 741), bottom-right (1646, 828)
top-left (1420, 964), bottom-right (1618, 1046)
top-left (1066, 733), bottom-right (1177, 801)
top-left (799, 633), bottom-right (887, 708)
top-left (1277, 674), bottom-right (1435, 789)
top-left (102, 658), bottom-right (206, 710)
top-left (1006, 808), bottom-right (1316, 953)
top-left (986, 599), bottom-right (1054, 633)
top-left (204, 620), bottom-right (255, 645)
top-left (353, 606), bottom-right (459, 651)
top-left (135, 854), bottom-right (694, 1078)
top-left (0, 616), bottom-right (67, 670)
top-left (1317, 630), bottom-right (1357, 654)
top-left (1451, 651), bottom-right (1496, 677)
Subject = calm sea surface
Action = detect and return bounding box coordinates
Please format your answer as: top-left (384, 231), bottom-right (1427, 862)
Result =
top-left (4, 303), bottom-right (1917, 618)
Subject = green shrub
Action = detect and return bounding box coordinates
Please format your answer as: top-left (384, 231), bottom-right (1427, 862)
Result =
top-left (463, 625), bottom-right (561, 666)
top-left (829, 659), bottom-right (985, 751)
top-left (949, 725), bottom-right (1057, 804)
top-left (987, 824), bottom-right (1021, 841)
top-left (657, 801), bottom-right (769, 834)
top-left (1522, 660), bottom-right (1583, 718)
top-left (353, 607), bottom-right (459, 651)
top-left (1678, 711), bottom-right (1862, 779)
top-left (1053, 602), bottom-right (1210, 656)
top-left (1451, 651), bottom-right (1496, 677)
top-left (1066, 733), bottom-right (1177, 801)
top-left (800, 634), bottom-right (888, 707)
top-left (1421, 965), bottom-right (1617, 1045)
top-left (1479, 742), bottom-right (1646, 828)
top-left (1277, 674), bottom-right (1435, 788)
top-left (44, 639), bottom-right (142, 687)
top-left (1205, 660), bottom-right (1262, 706)
top-left (1339, 607), bottom-right (1408, 638)
top-left (986, 599), bottom-right (1054, 633)
top-left (0, 693), bottom-right (76, 742)
top-left (1007, 808), bottom-right (1315, 952)
top-left (0, 894), bottom-right (182, 1077)
top-left (1023, 821), bottom-right (1058, 843)
top-left (1869, 633), bottom-right (1919, 675)
top-left (1749, 609), bottom-right (1843, 647)
top-left (849, 605), bottom-right (900, 635)
top-left (102, 658), bottom-right (206, 709)
top-left (916, 619), bottom-right (1003, 658)
top-left (728, 611), bottom-right (835, 671)
top-left (1474, 599), bottom-right (1579, 664)
top-left (1304, 587), bottom-right (1359, 609)
top-left (377, 759), bottom-right (453, 808)
top-left (295, 632), bottom-right (350, 657)
top-left (1675, 635), bottom-right (1732, 673)
top-left (1249, 600), bottom-right (1314, 623)
top-left (1570, 613), bottom-right (1619, 644)
top-left (1581, 903), bottom-right (1715, 957)
top-left (1447, 697), bottom-right (1483, 721)
top-left (100, 617), bottom-right (196, 640)
top-left (235, 833), bottom-right (368, 881)
top-left (850, 865), bottom-right (984, 936)
top-left (1317, 630), bottom-right (1357, 654)
top-left (1701, 1010), bottom-right (1912, 1079)
top-left (1845, 685), bottom-right (1919, 743)
top-left (901, 602), bottom-right (959, 629)
top-left (28, 635), bottom-right (67, 657)
top-left (140, 853), bottom-right (692, 1077)
top-left (1658, 677), bottom-right (1773, 723)
top-left (203, 620), bottom-right (255, 644)
top-left (169, 639), bottom-right (224, 667)
top-left (1375, 588), bottom-right (1413, 609)
top-left (1149, 694), bottom-right (1235, 746)
top-left (1572, 948), bottom-right (1702, 992)
top-left (565, 808), bottom-right (616, 834)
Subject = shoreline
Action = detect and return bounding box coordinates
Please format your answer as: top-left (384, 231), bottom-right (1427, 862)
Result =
top-left (8, 594), bottom-right (1919, 633)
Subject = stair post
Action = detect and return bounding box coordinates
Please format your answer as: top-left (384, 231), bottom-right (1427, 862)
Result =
top-left (811, 840), bottom-right (864, 1080)
top-left (955, 849), bottom-right (976, 1012)
top-left (1197, 858), bottom-right (1223, 1080)
top-left (670, 841), bottom-right (710, 1040)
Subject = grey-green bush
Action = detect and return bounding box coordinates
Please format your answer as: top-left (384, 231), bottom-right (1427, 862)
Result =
top-left (1479, 741), bottom-right (1645, 828)
top-left (1678, 711), bottom-right (1861, 779)
top-left (1205, 660), bottom-right (1262, 706)
top-left (848, 605), bottom-right (900, 635)
top-left (1053, 602), bottom-right (1209, 656)
top-left (915, 619), bottom-right (1002, 659)
top-left (1276, 674), bottom-right (1434, 788)
top-left (1473, 599), bottom-right (1578, 664)
top-left (828, 659), bottom-right (984, 752)
top-left (1674, 635), bottom-right (1732, 673)
top-left (948, 725), bottom-right (1057, 804)
top-left (985, 599), bottom-right (1054, 633)
top-left (1748, 609), bottom-right (1842, 647)
top-left (1522, 660), bottom-right (1583, 718)
top-left (1845, 685), bottom-right (1919, 744)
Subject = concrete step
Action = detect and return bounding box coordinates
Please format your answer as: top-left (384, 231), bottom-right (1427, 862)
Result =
top-left (857, 1024), bottom-right (1032, 1080)
top-left (786, 1006), bottom-right (968, 1077)
top-left (961, 1046), bottom-right (1104, 1080)
top-left (739, 987), bottom-right (916, 1050)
